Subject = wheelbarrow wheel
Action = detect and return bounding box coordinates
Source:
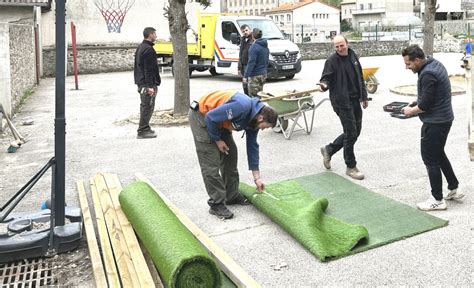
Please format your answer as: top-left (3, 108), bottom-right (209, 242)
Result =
top-left (366, 83), bottom-right (377, 94)
top-left (366, 75), bottom-right (378, 94)
top-left (273, 118), bottom-right (289, 133)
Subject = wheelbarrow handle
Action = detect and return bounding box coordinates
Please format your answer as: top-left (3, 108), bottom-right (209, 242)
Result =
top-left (260, 87), bottom-right (321, 102)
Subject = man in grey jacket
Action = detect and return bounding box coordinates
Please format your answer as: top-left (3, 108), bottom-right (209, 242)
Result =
top-left (401, 44), bottom-right (463, 211)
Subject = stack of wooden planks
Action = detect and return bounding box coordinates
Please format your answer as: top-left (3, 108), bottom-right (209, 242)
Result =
top-left (77, 172), bottom-right (260, 287)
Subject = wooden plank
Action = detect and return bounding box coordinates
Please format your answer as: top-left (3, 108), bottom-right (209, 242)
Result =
top-left (76, 180), bottom-right (108, 288)
top-left (93, 174), bottom-right (139, 288)
top-left (135, 173), bottom-right (261, 288)
top-left (90, 177), bottom-right (120, 287)
top-left (260, 87), bottom-right (320, 102)
top-left (139, 240), bottom-right (164, 287)
top-left (102, 173), bottom-right (160, 288)
top-left (469, 78), bottom-right (474, 161)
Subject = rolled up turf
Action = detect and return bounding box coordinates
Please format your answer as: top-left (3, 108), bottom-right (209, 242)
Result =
top-left (119, 181), bottom-right (222, 288)
top-left (239, 180), bottom-right (369, 261)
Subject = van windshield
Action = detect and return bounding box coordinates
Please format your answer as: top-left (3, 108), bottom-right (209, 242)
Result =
top-left (236, 19), bottom-right (284, 40)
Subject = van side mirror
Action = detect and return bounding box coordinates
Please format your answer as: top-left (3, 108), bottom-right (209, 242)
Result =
top-left (230, 33), bottom-right (240, 45)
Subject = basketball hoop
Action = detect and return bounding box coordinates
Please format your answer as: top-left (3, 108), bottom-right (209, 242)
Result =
top-left (93, 0), bottom-right (135, 33)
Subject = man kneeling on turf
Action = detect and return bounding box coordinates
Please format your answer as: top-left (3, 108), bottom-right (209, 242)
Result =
top-left (188, 90), bottom-right (278, 219)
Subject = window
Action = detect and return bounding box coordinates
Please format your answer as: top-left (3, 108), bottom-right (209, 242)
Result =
top-left (287, 14), bottom-right (291, 23)
top-left (368, 3), bottom-right (372, 9)
top-left (360, 4), bottom-right (364, 10)
top-left (221, 21), bottom-right (239, 42)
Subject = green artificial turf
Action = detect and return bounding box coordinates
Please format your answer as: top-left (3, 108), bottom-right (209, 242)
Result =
top-left (241, 172), bottom-right (448, 260)
top-left (295, 172), bottom-right (448, 254)
top-left (119, 181), bottom-right (222, 288)
top-left (239, 180), bottom-right (369, 261)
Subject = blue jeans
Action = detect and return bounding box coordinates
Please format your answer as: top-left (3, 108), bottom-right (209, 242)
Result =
top-left (420, 122), bottom-right (459, 201)
top-left (326, 98), bottom-right (363, 168)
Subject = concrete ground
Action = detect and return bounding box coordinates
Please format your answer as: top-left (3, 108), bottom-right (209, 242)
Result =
top-left (1, 53), bottom-right (473, 286)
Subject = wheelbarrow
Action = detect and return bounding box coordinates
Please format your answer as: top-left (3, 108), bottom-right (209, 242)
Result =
top-left (258, 88), bottom-right (329, 140)
top-left (362, 67), bottom-right (379, 94)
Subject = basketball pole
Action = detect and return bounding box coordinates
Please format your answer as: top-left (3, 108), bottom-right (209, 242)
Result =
top-left (53, 0), bottom-right (66, 234)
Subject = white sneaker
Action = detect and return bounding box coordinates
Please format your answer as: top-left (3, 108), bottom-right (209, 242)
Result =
top-left (444, 189), bottom-right (465, 200)
top-left (416, 197), bottom-right (447, 211)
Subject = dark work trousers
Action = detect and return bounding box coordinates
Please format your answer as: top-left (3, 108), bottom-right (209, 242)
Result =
top-left (420, 121), bottom-right (459, 201)
top-left (326, 98), bottom-right (362, 168)
top-left (137, 85), bottom-right (156, 134)
top-left (242, 65), bottom-right (249, 95)
top-left (188, 109), bottom-right (240, 207)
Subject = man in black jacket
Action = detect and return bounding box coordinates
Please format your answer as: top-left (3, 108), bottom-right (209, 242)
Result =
top-left (401, 44), bottom-right (463, 211)
top-left (316, 35), bottom-right (368, 180)
top-left (238, 24), bottom-right (253, 95)
top-left (134, 27), bottom-right (161, 139)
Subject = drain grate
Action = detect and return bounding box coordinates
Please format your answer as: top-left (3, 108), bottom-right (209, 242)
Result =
top-left (0, 258), bottom-right (56, 287)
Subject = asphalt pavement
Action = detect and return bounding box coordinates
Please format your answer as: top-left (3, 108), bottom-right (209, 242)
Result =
top-left (1, 53), bottom-right (473, 286)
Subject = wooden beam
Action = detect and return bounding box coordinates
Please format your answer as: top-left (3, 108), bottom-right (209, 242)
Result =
top-left (90, 177), bottom-right (120, 287)
top-left (76, 180), bottom-right (108, 288)
top-left (93, 174), bottom-right (139, 287)
top-left (135, 173), bottom-right (261, 288)
top-left (260, 88), bottom-right (320, 101)
top-left (102, 173), bottom-right (161, 288)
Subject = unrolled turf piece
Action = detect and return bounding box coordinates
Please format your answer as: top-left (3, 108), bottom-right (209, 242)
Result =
top-left (239, 180), bottom-right (369, 261)
top-left (119, 181), bottom-right (222, 288)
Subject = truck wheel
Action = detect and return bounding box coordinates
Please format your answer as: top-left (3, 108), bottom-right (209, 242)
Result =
top-left (209, 67), bottom-right (221, 76)
top-left (285, 74), bottom-right (295, 80)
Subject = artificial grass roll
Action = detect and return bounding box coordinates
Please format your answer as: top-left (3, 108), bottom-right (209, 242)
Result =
top-left (240, 180), bottom-right (369, 261)
top-left (119, 181), bottom-right (222, 288)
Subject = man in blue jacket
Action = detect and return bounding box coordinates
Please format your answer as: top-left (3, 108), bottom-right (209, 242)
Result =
top-left (401, 44), bottom-right (463, 211)
top-left (244, 28), bottom-right (269, 97)
top-left (188, 90), bottom-right (278, 219)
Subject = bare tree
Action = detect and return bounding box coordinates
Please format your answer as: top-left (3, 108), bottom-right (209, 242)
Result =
top-left (422, 0), bottom-right (439, 56)
top-left (164, 0), bottom-right (211, 116)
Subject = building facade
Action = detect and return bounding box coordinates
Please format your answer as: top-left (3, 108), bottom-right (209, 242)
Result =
top-left (341, 0), bottom-right (356, 23)
top-left (351, 0), bottom-right (413, 30)
top-left (263, 0), bottom-right (340, 42)
top-left (225, 0), bottom-right (298, 15)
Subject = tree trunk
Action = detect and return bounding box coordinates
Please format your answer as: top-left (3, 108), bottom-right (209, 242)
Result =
top-left (422, 0), bottom-right (437, 56)
top-left (167, 0), bottom-right (190, 115)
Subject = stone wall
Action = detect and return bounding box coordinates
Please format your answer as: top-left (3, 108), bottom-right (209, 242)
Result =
top-left (41, 39), bottom-right (465, 76)
top-left (43, 44), bottom-right (137, 77)
top-left (9, 24), bottom-right (36, 112)
top-left (299, 39), bottom-right (464, 60)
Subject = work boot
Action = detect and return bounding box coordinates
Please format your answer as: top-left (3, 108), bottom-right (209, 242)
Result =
top-left (346, 167), bottom-right (364, 180)
top-left (209, 204), bottom-right (233, 219)
top-left (137, 130), bottom-right (157, 139)
top-left (320, 147), bottom-right (331, 169)
top-left (226, 194), bottom-right (250, 205)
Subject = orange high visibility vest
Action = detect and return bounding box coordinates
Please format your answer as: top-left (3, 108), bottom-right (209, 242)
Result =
top-left (198, 90), bottom-right (236, 131)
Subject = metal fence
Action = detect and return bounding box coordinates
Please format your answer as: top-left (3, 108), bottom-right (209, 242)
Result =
top-left (358, 21), bottom-right (474, 41)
